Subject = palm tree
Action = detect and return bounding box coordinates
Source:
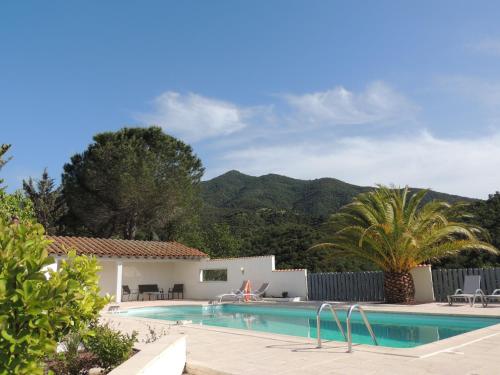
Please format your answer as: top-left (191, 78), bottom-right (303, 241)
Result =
top-left (312, 186), bottom-right (498, 303)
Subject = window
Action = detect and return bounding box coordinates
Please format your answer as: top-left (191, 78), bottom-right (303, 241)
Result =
top-left (200, 269), bottom-right (227, 282)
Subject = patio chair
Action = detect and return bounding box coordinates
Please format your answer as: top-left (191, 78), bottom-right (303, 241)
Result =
top-left (227, 280), bottom-right (250, 296)
top-left (107, 304), bottom-right (120, 314)
top-left (240, 282), bottom-right (270, 301)
top-left (483, 289), bottom-right (500, 307)
top-left (215, 280), bottom-right (250, 303)
top-left (122, 285), bottom-right (139, 302)
top-left (447, 275), bottom-right (486, 307)
top-left (138, 284), bottom-right (164, 301)
top-left (168, 284), bottom-right (184, 299)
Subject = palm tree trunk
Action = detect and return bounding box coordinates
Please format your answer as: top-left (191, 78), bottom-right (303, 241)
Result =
top-left (384, 271), bottom-right (415, 304)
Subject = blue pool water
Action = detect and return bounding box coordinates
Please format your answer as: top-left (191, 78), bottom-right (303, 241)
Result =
top-left (120, 305), bottom-right (500, 348)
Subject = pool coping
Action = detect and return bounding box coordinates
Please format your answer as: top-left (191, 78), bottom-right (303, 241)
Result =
top-left (117, 301), bottom-right (500, 319)
top-left (105, 302), bottom-right (500, 358)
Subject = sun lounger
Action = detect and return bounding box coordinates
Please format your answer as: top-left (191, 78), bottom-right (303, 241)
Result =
top-left (484, 289), bottom-right (500, 307)
top-left (232, 280), bottom-right (250, 295)
top-left (215, 280), bottom-right (250, 302)
top-left (240, 282), bottom-right (270, 301)
top-left (447, 275), bottom-right (486, 307)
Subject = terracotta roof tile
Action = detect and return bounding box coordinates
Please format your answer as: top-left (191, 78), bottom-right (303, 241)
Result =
top-left (272, 269), bottom-right (306, 272)
top-left (206, 255), bottom-right (274, 261)
top-left (47, 236), bottom-right (208, 259)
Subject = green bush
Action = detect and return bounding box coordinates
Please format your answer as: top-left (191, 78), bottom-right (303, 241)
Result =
top-left (47, 332), bottom-right (99, 375)
top-left (0, 189), bottom-right (34, 223)
top-left (0, 218), bottom-right (108, 374)
top-left (85, 324), bottom-right (137, 372)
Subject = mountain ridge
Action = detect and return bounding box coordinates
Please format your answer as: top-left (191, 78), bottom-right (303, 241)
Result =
top-left (201, 170), bottom-right (473, 218)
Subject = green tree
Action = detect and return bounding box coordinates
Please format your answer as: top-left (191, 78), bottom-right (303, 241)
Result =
top-left (312, 186), bottom-right (498, 303)
top-left (62, 127), bottom-right (204, 240)
top-left (0, 144), bottom-right (11, 185)
top-left (202, 223), bottom-right (241, 258)
top-left (0, 144), bottom-right (34, 223)
top-left (433, 195), bottom-right (500, 268)
top-left (23, 169), bottom-right (66, 234)
top-left (473, 192), bottom-right (500, 250)
top-left (0, 219), bottom-right (108, 374)
top-left (0, 190), bottom-right (34, 223)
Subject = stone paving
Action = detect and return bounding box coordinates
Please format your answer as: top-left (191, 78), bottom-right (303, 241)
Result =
top-left (104, 301), bottom-right (500, 374)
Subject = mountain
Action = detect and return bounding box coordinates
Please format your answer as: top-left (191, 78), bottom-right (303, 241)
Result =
top-left (201, 170), bottom-right (473, 218)
top-left (198, 171), bottom-right (485, 272)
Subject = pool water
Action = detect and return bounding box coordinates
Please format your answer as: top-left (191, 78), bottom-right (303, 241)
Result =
top-left (120, 304), bottom-right (500, 348)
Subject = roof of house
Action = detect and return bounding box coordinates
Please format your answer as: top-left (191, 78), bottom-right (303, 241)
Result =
top-left (47, 236), bottom-right (208, 259)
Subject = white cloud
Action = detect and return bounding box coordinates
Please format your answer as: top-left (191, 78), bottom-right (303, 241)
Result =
top-left (136, 92), bottom-right (254, 142)
top-left (137, 82), bottom-right (417, 143)
top-left (283, 81), bottom-right (417, 126)
top-left (216, 131), bottom-right (500, 199)
top-left (470, 38), bottom-right (500, 56)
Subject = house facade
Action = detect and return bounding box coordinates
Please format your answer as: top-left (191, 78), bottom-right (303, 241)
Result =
top-left (47, 236), bottom-right (308, 302)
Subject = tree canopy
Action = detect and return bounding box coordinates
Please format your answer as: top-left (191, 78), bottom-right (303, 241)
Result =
top-left (311, 186), bottom-right (498, 302)
top-left (313, 186), bottom-right (498, 273)
top-left (62, 127), bottom-right (204, 240)
top-left (23, 169), bottom-right (66, 235)
top-left (0, 144), bottom-right (11, 186)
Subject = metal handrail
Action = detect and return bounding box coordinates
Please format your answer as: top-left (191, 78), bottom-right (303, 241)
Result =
top-left (346, 304), bottom-right (378, 353)
top-left (316, 303), bottom-right (346, 348)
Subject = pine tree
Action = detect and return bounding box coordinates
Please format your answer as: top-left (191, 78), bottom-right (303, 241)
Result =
top-left (23, 169), bottom-right (66, 234)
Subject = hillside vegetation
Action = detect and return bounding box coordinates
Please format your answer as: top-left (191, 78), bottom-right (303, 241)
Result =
top-left (199, 171), bottom-right (478, 272)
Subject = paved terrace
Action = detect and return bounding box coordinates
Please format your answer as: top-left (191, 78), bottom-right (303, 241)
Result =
top-left (104, 300), bottom-right (500, 375)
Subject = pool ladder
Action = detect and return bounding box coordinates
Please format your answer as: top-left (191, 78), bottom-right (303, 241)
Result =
top-left (316, 303), bottom-right (378, 353)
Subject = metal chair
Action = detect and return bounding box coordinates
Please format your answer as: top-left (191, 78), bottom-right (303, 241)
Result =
top-left (122, 285), bottom-right (139, 301)
top-left (168, 284), bottom-right (184, 299)
top-left (447, 275), bottom-right (486, 307)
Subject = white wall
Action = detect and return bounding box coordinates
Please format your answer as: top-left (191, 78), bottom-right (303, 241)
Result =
top-left (122, 262), bottom-right (176, 294)
top-left (410, 265), bottom-right (435, 303)
top-left (42, 260), bottom-right (58, 279)
top-left (109, 335), bottom-right (186, 375)
top-left (172, 256), bottom-right (308, 300)
top-left (99, 261), bottom-right (118, 296)
top-left (91, 256), bottom-right (308, 301)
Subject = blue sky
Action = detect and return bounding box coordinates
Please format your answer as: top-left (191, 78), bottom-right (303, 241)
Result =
top-left (2, 1), bottom-right (500, 198)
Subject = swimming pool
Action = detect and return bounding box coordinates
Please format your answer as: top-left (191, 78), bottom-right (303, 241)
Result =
top-left (120, 304), bottom-right (500, 348)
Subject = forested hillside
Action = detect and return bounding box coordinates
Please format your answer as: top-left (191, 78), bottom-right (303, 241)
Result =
top-left (198, 170), bottom-right (481, 271)
top-left (201, 170), bottom-right (469, 218)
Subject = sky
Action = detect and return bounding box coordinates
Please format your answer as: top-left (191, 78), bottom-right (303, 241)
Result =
top-left (1, 1), bottom-right (500, 198)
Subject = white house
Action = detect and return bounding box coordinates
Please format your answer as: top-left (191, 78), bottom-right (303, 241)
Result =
top-left (47, 236), bottom-right (308, 302)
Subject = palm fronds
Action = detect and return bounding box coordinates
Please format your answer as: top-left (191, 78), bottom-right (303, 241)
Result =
top-left (315, 186), bottom-right (498, 273)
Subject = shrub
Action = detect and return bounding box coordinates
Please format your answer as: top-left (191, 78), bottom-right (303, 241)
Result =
top-left (0, 218), bottom-right (108, 374)
top-left (143, 324), bottom-right (169, 344)
top-left (85, 324), bottom-right (137, 372)
top-left (0, 189), bottom-right (34, 223)
top-left (46, 332), bottom-right (98, 375)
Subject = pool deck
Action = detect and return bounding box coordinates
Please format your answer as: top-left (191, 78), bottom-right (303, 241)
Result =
top-left (104, 300), bottom-right (500, 374)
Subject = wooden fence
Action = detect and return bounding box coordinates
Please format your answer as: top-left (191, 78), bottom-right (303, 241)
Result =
top-left (307, 271), bottom-right (385, 302)
top-left (432, 268), bottom-right (500, 302)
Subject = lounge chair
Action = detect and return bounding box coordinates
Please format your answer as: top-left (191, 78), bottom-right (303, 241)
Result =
top-left (122, 285), bottom-right (139, 301)
top-left (240, 282), bottom-right (270, 301)
top-left (447, 275), bottom-right (486, 307)
top-left (138, 284), bottom-right (164, 301)
top-left (483, 289), bottom-right (500, 307)
top-left (232, 280), bottom-right (250, 295)
top-left (107, 304), bottom-right (120, 313)
top-left (168, 284), bottom-right (184, 299)
top-left (215, 280), bottom-right (250, 302)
